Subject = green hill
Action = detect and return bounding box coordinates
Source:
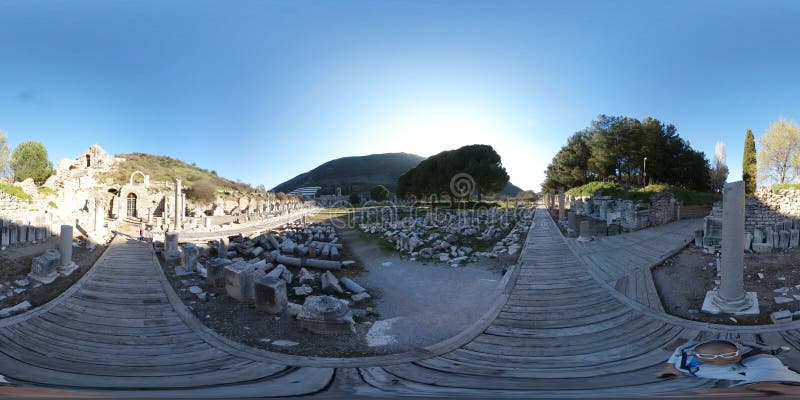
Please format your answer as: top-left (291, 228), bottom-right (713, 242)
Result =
top-left (272, 152), bottom-right (525, 196)
top-left (98, 153), bottom-right (253, 193)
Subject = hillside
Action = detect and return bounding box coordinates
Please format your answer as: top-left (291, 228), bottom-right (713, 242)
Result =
top-left (97, 153), bottom-right (253, 193)
top-left (499, 182), bottom-right (523, 196)
top-left (272, 153), bottom-right (425, 195)
top-left (272, 152), bottom-right (526, 196)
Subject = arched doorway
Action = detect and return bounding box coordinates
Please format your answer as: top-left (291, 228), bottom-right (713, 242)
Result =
top-left (127, 193), bottom-right (137, 218)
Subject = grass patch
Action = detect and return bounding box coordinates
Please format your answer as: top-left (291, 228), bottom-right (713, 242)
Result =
top-left (0, 183), bottom-right (32, 201)
top-left (566, 181), bottom-right (719, 206)
top-left (37, 187), bottom-right (55, 196)
top-left (771, 183), bottom-right (800, 192)
top-left (48, 201), bottom-right (58, 209)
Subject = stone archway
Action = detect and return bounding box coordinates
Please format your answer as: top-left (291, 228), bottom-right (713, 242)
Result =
top-left (129, 171), bottom-right (147, 187)
top-left (126, 193), bottom-right (138, 218)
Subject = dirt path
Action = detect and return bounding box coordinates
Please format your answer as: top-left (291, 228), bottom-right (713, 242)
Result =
top-left (337, 226), bottom-right (506, 350)
top-left (653, 245), bottom-right (800, 325)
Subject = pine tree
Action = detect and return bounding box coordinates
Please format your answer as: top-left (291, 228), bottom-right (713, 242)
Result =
top-left (742, 128), bottom-right (757, 195)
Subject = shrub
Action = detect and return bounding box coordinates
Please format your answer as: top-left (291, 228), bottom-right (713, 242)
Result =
top-left (48, 201), bottom-right (58, 208)
top-left (187, 179), bottom-right (218, 204)
top-left (0, 183), bottom-right (32, 201)
top-left (565, 181), bottom-right (719, 206)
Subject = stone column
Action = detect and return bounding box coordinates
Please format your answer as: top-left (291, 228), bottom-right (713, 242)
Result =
top-left (558, 187), bottom-right (565, 220)
top-left (704, 181), bottom-right (758, 315)
top-left (182, 193), bottom-right (187, 218)
top-left (94, 198), bottom-right (105, 237)
top-left (58, 224), bottom-right (78, 275)
top-left (59, 225), bottom-right (73, 266)
top-left (174, 178), bottom-right (182, 231)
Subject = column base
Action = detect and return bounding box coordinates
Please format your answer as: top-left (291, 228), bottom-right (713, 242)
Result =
top-left (58, 262), bottom-right (79, 277)
top-left (28, 271), bottom-right (59, 285)
top-left (702, 290), bottom-right (759, 315)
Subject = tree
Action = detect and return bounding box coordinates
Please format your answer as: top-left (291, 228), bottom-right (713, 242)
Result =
top-left (10, 141), bottom-right (53, 185)
top-left (543, 131), bottom-right (591, 190)
top-left (709, 141), bottom-right (729, 193)
top-left (397, 144), bottom-right (509, 202)
top-left (757, 118), bottom-right (800, 185)
top-left (0, 130), bottom-right (10, 178)
top-left (348, 192), bottom-right (361, 205)
top-left (742, 128), bottom-right (757, 195)
top-left (545, 115), bottom-right (711, 192)
top-left (369, 185), bottom-right (390, 202)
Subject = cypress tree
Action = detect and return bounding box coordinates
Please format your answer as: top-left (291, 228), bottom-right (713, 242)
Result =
top-left (742, 128), bottom-right (757, 195)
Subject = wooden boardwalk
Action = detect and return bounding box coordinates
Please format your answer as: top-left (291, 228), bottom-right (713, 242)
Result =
top-left (3, 208), bottom-right (800, 397)
top-left (0, 237), bottom-right (333, 397)
top-left (567, 218), bottom-right (700, 312)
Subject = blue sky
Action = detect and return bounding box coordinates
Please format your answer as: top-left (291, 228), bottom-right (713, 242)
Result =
top-left (1, 1), bottom-right (799, 191)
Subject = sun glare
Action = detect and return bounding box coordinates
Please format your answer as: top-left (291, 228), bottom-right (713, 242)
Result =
top-left (375, 110), bottom-right (503, 156)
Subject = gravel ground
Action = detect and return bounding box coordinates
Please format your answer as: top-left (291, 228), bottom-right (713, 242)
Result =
top-left (0, 236), bottom-right (106, 310)
top-left (163, 221), bottom-right (513, 358)
top-left (653, 245), bottom-right (800, 325)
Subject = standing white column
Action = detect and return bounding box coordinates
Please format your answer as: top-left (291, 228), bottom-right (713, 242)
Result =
top-left (59, 225), bottom-right (73, 266)
top-left (703, 181), bottom-right (758, 314)
top-left (94, 198), bottom-right (105, 236)
top-left (174, 178), bottom-right (182, 231)
top-left (558, 187), bottom-right (565, 221)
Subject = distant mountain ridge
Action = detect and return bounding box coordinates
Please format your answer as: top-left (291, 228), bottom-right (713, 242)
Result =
top-left (272, 152), bottom-right (524, 197)
top-left (271, 153), bottom-right (425, 195)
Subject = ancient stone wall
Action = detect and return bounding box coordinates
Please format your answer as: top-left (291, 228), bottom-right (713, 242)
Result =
top-left (574, 192), bottom-right (679, 232)
top-left (744, 188), bottom-right (800, 232)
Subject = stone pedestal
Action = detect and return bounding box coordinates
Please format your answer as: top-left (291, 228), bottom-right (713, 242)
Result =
top-left (703, 181), bottom-right (759, 315)
top-left (29, 249), bottom-right (61, 284)
top-left (694, 230), bottom-right (704, 247)
top-left (744, 232), bottom-right (753, 252)
top-left (779, 230), bottom-right (790, 248)
top-left (567, 211), bottom-right (577, 235)
top-left (577, 220), bottom-right (592, 242)
top-left (225, 262), bottom-right (256, 301)
top-left (165, 232), bottom-right (181, 260)
top-left (296, 295), bottom-right (355, 335)
top-left (254, 276), bottom-right (287, 314)
top-left (181, 243), bottom-right (199, 271)
top-left (206, 258), bottom-right (233, 288)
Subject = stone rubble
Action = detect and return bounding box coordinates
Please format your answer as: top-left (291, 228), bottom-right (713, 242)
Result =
top-left (354, 207), bottom-right (534, 265)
